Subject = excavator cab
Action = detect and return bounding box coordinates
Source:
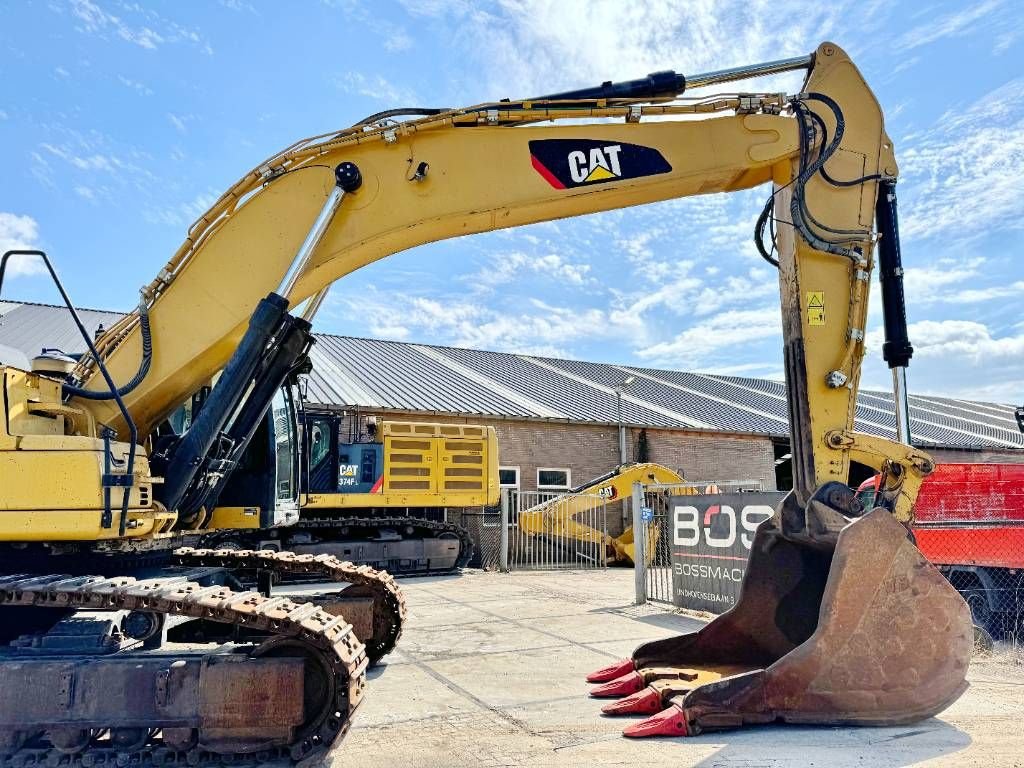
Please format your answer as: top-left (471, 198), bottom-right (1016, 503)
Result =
top-left (209, 385), bottom-right (302, 530)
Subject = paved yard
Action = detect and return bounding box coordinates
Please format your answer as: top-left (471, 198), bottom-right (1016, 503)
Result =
top-left (332, 569), bottom-right (1022, 768)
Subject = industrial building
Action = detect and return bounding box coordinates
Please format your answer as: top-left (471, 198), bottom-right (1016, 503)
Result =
top-left (3, 300), bottom-right (1022, 507)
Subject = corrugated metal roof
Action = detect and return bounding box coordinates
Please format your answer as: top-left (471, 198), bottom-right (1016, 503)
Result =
top-left (1, 301), bottom-right (1021, 450)
top-left (0, 301), bottom-right (125, 365)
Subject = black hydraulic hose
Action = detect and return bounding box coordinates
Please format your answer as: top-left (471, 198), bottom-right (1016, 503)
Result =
top-left (63, 301), bottom-right (153, 400)
top-left (798, 104), bottom-right (884, 189)
top-left (788, 93), bottom-right (866, 259)
top-left (352, 107), bottom-right (450, 127)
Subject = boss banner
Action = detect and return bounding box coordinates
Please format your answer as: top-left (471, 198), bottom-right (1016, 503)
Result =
top-left (669, 492), bottom-right (785, 613)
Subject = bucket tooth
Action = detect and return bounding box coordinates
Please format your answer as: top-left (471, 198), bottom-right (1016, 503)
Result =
top-left (586, 658), bottom-right (634, 683)
top-left (590, 671), bottom-right (643, 698)
top-left (606, 506), bottom-right (972, 736)
top-left (602, 686), bottom-right (664, 715)
top-left (622, 703), bottom-right (689, 738)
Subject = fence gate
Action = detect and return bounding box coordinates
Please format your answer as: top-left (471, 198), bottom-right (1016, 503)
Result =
top-left (631, 480), bottom-right (765, 606)
top-left (499, 488), bottom-right (609, 570)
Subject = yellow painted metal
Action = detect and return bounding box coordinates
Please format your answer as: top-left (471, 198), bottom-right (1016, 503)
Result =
top-left (207, 506), bottom-right (261, 530)
top-left (1, 42), bottom-right (931, 556)
top-left (303, 421), bottom-right (500, 510)
top-left (518, 463), bottom-right (690, 565)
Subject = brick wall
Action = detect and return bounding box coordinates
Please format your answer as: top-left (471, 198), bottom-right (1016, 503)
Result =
top-left (334, 409), bottom-right (776, 490)
top-left (329, 409), bottom-right (778, 537)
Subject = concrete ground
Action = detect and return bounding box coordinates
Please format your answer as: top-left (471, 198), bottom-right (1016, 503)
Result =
top-left (332, 569), bottom-right (1023, 768)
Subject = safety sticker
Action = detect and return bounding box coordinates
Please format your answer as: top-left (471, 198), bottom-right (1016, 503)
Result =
top-left (807, 291), bottom-right (825, 326)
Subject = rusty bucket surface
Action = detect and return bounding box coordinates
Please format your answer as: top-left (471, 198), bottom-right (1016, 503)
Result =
top-left (589, 507), bottom-right (973, 737)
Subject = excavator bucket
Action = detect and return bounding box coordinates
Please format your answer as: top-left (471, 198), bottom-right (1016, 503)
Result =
top-left (589, 503), bottom-right (972, 737)
top-left (610, 524), bottom-right (659, 567)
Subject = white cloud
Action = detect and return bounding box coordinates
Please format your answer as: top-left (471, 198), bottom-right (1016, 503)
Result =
top-left (143, 190), bottom-right (220, 227)
top-left (896, 0), bottom-right (1004, 51)
top-left (899, 78), bottom-right (1024, 242)
top-left (333, 72), bottom-right (417, 104)
top-left (74, 185), bottom-right (96, 201)
top-left (472, 250), bottom-right (593, 289)
top-left (0, 110), bottom-right (7, 121)
top-left (384, 29), bottom-right (413, 52)
top-left (40, 142), bottom-right (122, 172)
top-left (70, 0), bottom-right (164, 49)
top-left (636, 306), bottom-right (782, 368)
top-left (863, 318), bottom-right (1024, 403)
top-left (395, 0), bottom-right (882, 101)
top-left (167, 113), bottom-right (193, 134)
top-left (0, 213), bottom-right (45, 278)
top-left (118, 75), bottom-right (153, 96)
top-left (54, 66), bottom-right (70, 78)
top-left (334, 286), bottom-right (641, 356)
top-left (68, 0), bottom-right (207, 51)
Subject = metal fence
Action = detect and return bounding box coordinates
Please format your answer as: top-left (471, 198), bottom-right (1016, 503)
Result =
top-left (498, 488), bottom-right (609, 570)
top-left (630, 480), bottom-right (765, 606)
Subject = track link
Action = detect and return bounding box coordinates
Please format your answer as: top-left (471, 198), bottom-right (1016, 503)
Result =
top-left (296, 516), bottom-right (476, 573)
top-left (0, 563), bottom-right (370, 766)
top-left (204, 515), bottom-right (475, 576)
top-left (174, 547), bottom-right (407, 661)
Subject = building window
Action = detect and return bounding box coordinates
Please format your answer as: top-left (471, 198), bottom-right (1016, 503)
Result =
top-left (537, 467), bottom-right (571, 490)
top-left (485, 466), bottom-right (520, 528)
top-left (499, 466), bottom-right (520, 488)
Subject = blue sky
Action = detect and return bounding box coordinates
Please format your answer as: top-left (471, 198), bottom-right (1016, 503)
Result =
top-left (1, 0), bottom-right (1023, 403)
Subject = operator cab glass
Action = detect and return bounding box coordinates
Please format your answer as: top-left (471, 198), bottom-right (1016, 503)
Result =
top-left (215, 385), bottom-right (300, 528)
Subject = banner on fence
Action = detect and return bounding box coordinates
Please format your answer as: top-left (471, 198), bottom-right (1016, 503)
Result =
top-left (669, 492), bottom-right (785, 612)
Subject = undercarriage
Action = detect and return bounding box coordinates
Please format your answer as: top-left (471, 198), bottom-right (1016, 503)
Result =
top-left (0, 548), bottom-right (405, 766)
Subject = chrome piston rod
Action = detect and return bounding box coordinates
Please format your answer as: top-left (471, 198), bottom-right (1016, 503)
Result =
top-left (684, 54), bottom-right (813, 91)
top-left (276, 162), bottom-right (362, 302)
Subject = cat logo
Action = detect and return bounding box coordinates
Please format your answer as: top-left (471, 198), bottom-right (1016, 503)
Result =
top-left (529, 138), bottom-right (672, 189)
top-left (569, 145), bottom-right (623, 183)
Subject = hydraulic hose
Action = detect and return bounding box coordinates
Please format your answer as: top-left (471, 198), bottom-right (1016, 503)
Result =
top-left (63, 301), bottom-right (153, 401)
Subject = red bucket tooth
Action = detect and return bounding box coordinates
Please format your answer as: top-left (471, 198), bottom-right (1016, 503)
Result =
top-left (601, 686), bottom-right (663, 715)
top-left (586, 658), bottom-right (634, 683)
top-left (622, 704), bottom-right (689, 738)
top-left (589, 671), bottom-right (644, 698)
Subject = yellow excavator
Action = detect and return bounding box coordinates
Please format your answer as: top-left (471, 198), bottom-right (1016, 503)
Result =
top-left (210, 416), bottom-right (499, 574)
top-left (517, 462), bottom-right (688, 565)
top-left (0, 40), bottom-right (971, 761)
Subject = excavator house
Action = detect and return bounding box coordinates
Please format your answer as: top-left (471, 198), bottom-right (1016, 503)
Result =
top-left (0, 39), bottom-right (971, 763)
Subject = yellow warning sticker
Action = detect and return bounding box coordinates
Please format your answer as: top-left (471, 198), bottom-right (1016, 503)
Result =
top-left (807, 291), bottom-right (825, 326)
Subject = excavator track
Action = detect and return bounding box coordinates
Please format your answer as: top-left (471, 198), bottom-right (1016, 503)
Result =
top-left (204, 515), bottom-right (475, 576)
top-left (0, 565), bottom-right (369, 767)
top-left (174, 547), bottom-right (407, 661)
top-left (291, 516), bottom-right (476, 574)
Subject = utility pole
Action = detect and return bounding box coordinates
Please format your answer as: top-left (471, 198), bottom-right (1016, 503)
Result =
top-left (615, 375), bottom-right (636, 465)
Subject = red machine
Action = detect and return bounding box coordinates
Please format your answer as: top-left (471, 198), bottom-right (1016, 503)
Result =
top-left (857, 463), bottom-right (1024, 634)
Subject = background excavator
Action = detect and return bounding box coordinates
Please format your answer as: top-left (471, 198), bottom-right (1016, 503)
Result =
top-left (517, 462), bottom-right (689, 565)
top-left (0, 39), bottom-right (971, 763)
top-left (204, 414), bottom-right (499, 574)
